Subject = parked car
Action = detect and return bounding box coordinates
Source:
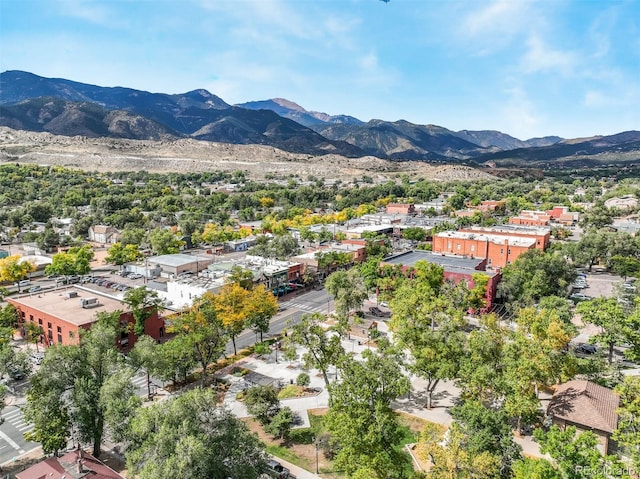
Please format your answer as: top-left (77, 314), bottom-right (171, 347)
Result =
top-left (31, 352), bottom-right (44, 365)
top-left (575, 343), bottom-right (598, 355)
top-left (570, 293), bottom-right (592, 302)
top-left (571, 281), bottom-right (588, 289)
top-left (266, 460), bottom-right (290, 479)
top-left (8, 367), bottom-right (25, 380)
top-left (28, 285), bottom-right (42, 293)
top-left (369, 306), bottom-right (386, 317)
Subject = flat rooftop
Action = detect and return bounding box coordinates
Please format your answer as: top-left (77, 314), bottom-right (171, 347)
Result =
top-left (9, 286), bottom-right (129, 327)
top-left (383, 251), bottom-right (485, 271)
top-left (462, 225), bottom-right (550, 236)
top-left (148, 253), bottom-right (212, 267)
top-left (435, 231), bottom-right (537, 247)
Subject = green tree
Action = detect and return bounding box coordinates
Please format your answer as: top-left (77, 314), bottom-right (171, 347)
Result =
top-left (105, 242), bottom-right (143, 267)
top-left (169, 292), bottom-right (227, 387)
top-left (287, 313), bottom-right (345, 389)
top-left (45, 245), bottom-right (93, 278)
top-left (497, 249), bottom-right (575, 307)
top-left (324, 349), bottom-right (411, 478)
top-left (534, 425), bottom-right (628, 479)
top-left (123, 286), bottom-right (164, 337)
top-left (147, 228), bottom-right (184, 255)
top-left (264, 406), bottom-right (294, 441)
top-left (325, 268), bottom-right (368, 327)
top-left (245, 284), bottom-right (278, 342)
top-left (125, 388), bottom-right (268, 479)
top-left (402, 226), bottom-right (427, 242)
top-left (244, 385), bottom-right (281, 426)
top-left (577, 298), bottom-right (629, 363)
top-left (24, 313), bottom-right (140, 457)
top-left (450, 399), bottom-right (522, 476)
top-left (613, 375), bottom-right (640, 470)
top-left (512, 458), bottom-right (561, 479)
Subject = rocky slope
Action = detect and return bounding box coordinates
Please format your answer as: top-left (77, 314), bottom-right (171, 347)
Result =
top-left (0, 127), bottom-right (496, 182)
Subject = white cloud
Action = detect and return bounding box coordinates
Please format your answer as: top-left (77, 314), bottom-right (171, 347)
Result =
top-left (56, 0), bottom-right (115, 26)
top-left (520, 34), bottom-right (576, 76)
top-left (463, 0), bottom-right (531, 37)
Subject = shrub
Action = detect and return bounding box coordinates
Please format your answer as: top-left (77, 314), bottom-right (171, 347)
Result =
top-left (296, 372), bottom-right (310, 386)
top-left (254, 342), bottom-right (270, 355)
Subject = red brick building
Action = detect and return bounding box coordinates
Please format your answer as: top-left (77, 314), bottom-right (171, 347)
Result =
top-left (7, 286), bottom-right (165, 350)
top-left (459, 225), bottom-right (551, 250)
top-left (509, 210), bottom-right (551, 227)
top-left (432, 231), bottom-right (537, 269)
top-left (381, 251), bottom-right (500, 309)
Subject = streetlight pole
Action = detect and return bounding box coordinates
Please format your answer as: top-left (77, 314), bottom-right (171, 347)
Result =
top-left (313, 436), bottom-right (319, 474)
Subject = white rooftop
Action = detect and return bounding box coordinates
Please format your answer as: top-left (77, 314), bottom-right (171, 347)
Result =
top-left (436, 231), bottom-right (537, 247)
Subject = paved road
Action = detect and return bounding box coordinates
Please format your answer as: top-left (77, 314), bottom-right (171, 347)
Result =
top-left (0, 405), bottom-right (37, 465)
top-left (227, 288), bottom-right (333, 354)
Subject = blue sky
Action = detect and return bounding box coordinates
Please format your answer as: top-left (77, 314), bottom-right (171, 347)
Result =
top-left (1, 0), bottom-right (638, 140)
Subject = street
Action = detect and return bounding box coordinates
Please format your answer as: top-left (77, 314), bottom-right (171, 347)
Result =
top-left (226, 288), bottom-right (333, 354)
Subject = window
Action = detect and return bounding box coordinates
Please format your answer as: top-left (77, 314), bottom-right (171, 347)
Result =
top-left (57, 334), bottom-right (63, 344)
top-left (47, 330), bottom-right (53, 340)
top-left (29, 315), bottom-right (34, 322)
top-left (456, 244), bottom-right (461, 250)
top-left (38, 318), bottom-right (42, 325)
top-left (447, 241), bottom-right (452, 249)
top-left (470, 245), bottom-right (475, 252)
top-left (56, 326), bottom-right (62, 333)
top-left (488, 258), bottom-right (492, 265)
top-left (47, 322), bottom-right (52, 330)
top-left (508, 249), bottom-right (511, 254)
top-left (500, 249), bottom-right (504, 254)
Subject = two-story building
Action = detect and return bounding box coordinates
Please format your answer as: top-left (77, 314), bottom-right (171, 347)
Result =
top-left (7, 286), bottom-right (165, 350)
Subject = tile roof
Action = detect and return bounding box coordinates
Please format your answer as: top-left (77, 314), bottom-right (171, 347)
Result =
top-left (547, 380), bottom-right (620, 433)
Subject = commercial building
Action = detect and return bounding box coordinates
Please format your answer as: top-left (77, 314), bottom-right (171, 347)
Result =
top-left (7, 286), bottom-right (165, 349)
top-left (460, 225), bottom-right (551, 250)
top-left (509, 210), bottom-right (551, 227)
top-left (386, 203), bottom-right (416, 215)
top-left (381, 251), bottom-right (500, 309)
top-left (432, 231), bottom-right (537, 269)
top-left (147, 253), bottom-right (214, 277)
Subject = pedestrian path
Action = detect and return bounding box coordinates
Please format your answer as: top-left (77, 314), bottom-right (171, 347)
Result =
top-left (1, 407), bottom-right (33, 435)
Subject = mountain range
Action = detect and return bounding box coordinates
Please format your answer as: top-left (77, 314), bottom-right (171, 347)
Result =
top-left (1, 70), bottom-right (638, 167)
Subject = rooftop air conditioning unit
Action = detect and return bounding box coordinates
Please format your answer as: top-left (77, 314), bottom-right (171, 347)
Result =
top-left (65, 291), bottom-right (78, 299)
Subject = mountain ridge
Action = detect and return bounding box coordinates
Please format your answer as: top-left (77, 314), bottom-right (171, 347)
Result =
top-left (1, 70), bottom-right (637, 166)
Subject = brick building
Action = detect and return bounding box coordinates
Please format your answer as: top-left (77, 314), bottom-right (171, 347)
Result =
top-left (509, 210), bottom-right (551, 227)
top-left (381, 251), bottom-right (500, 309)
top-left (432, 231), bottom-right (537, 269)
top-left (7, 286), bottom-right (165, 350)
top-left (459, 225), bottom-right (551, 250)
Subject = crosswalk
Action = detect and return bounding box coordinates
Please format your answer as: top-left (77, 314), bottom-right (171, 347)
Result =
top-left (1, 407), bottom-right (33, 435)
top-left (281, 300), bottom-right (328, 314)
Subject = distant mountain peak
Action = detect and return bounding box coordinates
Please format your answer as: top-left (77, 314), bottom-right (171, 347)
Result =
top-left (272, 98), bottom-right (306, 112)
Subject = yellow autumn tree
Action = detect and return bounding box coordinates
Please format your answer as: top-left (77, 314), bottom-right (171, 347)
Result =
top-left (215, 283), bottom-right (250, 355)
top-left (0, 255), bottom-right (35, 283)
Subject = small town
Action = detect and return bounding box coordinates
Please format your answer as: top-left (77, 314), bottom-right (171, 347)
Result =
top-left (0, 163), bottom-right (639, 479)
top-left (1, 0), bottom-right (640, 478)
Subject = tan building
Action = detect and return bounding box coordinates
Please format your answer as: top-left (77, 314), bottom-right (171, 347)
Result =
top-left (547, 380), bottom-right (620, 455)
